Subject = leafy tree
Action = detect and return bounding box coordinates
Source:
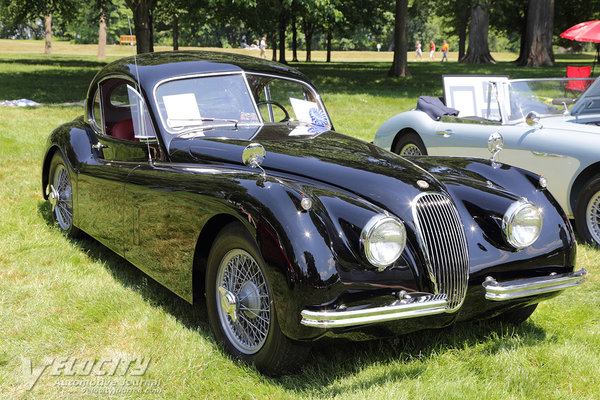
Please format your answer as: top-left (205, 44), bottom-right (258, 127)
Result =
top-left (124, 0), bottom-right (155, 53)
top-left (0, 0), bottom-right (77, 53)
top-left (460, 0), bottom-right (494, 63)
top-left (432, 0), bottom-right (471, 59)
top-left (388, 0), bottom-right (409, 77)
top-left (517, 0), bottom-right (553, 66)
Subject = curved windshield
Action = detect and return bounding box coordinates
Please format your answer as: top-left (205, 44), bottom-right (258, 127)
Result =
top-left (245, 73), bottom-right (331, 128)
top-left (507, 79), bottom-right (592, 122)
top-left (155, 74), bottom-right (260, 135)
top-left (154, 72), bottom-right (331, 140)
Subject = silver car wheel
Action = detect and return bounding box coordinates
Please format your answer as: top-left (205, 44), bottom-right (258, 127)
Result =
top-left (400, 143), bottom-right (423, 156)
top-left (51, 164), bottom-right (73, 231)
top-left (586, 191), bottom-right (600, 245)
top-left (216, 249), bottom-right (271, 354)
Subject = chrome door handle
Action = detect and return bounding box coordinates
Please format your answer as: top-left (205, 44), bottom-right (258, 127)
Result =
top-left (436, 129), bottom-right (454, 135)
top-left (92, 143), bottom-right (109, 150)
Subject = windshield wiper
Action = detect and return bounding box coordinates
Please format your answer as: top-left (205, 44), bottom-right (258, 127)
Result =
top-left (168, 117), bottom-right (239, 129)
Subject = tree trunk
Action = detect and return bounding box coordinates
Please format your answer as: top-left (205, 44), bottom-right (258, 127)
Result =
top-left (303, 20), bottom-right (313, 62)
top-left (517, 0), bottom-right (554, 66)
top-left (291, 15), bottom-right (298, 62)
top-left (278, 10), bottom-right (287, 64)
top-left (388, 0), bottom-right (410, 77)
top-left (326, 30), bottom-right (332, 62)
top-left (125, 0), bottom-right (154, 53)
top-left (173, 14), bottom-right (179, 50)
top-left (460, 0), bottom-right (495, 64)
top-left (270, 32), bottom-right (277, 61)
top-left (44, 14), bottom-right (52, 54)
top-left (97, 8), bottom-right (107, 60)
top-left (458, 6), bottom-right (469, 60)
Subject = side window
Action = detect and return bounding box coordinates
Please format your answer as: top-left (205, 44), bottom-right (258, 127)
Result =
top-left (91, 88), bottom-right (103, 131)
top-left (97, 78), bottom-right (156, 142)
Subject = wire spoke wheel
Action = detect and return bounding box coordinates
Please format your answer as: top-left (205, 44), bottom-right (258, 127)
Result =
top-left (399, 143), bottom-right (423, 156)
top-left (52, 164), bottom-right (74, 231)
top-left (586, 191), bottom-right (600, 245)
top-left (216, 249), bottom-right (271, 354)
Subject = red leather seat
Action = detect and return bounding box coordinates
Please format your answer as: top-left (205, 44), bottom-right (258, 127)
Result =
top-left (111, 118), bottom-right (137, 141)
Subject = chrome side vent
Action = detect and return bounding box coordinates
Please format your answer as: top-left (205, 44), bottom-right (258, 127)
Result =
top-left (412, 192), bottom-right (469, 311)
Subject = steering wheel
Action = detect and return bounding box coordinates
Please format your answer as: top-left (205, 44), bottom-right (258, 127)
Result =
top-left (256, 100), bottom-right (290, 122)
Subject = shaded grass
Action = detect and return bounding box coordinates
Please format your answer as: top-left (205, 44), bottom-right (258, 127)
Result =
top-left (0, 45), bottom-right (599, 399)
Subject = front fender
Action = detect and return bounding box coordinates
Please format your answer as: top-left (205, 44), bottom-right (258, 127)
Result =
top-left (411, 156), bottom-right (577, 276)
top-left (374, 110), bottom-right (435, 150)
top-left (238, 175), bottom-right (421, 341)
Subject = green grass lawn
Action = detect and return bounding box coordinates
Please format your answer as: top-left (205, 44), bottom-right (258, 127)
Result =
top-left (1, 41), bottom-right (599, 399)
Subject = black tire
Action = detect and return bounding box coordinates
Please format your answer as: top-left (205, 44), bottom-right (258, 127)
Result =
top-left (496, 304), bottom-right (537, 325)
top-left (205, 222), bottom-right (308, 375)
top-left (575, 174), bottom-right (600, 246)
top-left (48, 152), bottom-right (81, 238)
top-left (392, 131), bottom-right (427, 156)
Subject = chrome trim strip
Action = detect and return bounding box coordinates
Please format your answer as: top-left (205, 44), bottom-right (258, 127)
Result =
top-left (300, 294), bottom-right (448, 328)
top-left (482, 269), bottom-right (587, 301)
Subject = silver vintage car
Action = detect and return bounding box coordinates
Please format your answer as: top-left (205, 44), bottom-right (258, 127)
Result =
top-left (374, 75), bottom-right (600, 245)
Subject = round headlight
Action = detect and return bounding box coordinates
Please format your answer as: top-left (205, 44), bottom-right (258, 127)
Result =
top-left (502, 200), bottom-right (543, 249)
top-left (360, 214), bottom-right (407, 269)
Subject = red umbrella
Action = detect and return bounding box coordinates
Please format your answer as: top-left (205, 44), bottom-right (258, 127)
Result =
top-left (560, 21), bottom-right (600, 42)
top-left (560, 21), bottom-right (600, 74)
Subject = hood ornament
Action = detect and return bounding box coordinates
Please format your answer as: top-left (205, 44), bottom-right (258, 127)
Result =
top-left (488, 132), bottom-right (503, 165)
top-left (417, 180), bottom-right (429, 189)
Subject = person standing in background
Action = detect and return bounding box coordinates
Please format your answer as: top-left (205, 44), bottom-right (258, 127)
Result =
top-left (259, 36), bottom-right (267, 58)
top-left (415, 40), bottom-right (422, 61)
top-left (429, 41), bottom-right (435, 60)
top-left (441, 40), bottom-right (449, 62)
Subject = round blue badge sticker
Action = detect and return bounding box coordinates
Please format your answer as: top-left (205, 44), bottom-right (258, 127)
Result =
top-left (309, 108), bottom-right (329, 127)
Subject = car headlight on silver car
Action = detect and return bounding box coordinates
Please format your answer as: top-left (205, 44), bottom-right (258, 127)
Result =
top-left (360, 214), bottom-right (407, 269)
top-left (502, 200), bottom-right (543, 249)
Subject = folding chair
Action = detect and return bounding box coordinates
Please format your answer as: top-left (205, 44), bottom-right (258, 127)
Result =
top-left (565, 65), bottom-right (592, 92)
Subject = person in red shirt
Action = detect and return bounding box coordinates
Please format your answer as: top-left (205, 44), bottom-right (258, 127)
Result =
top-left (429, 41), bottom-right (436, 60)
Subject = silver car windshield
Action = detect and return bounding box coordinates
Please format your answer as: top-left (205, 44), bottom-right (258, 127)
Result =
top-left (506, 78), bottom-right (594, 122)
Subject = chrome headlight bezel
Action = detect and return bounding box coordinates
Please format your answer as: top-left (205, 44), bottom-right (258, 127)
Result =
top-left (502, 200), bottom-right (543, 249)
top-left (360, 214), bottom-right (407, 269)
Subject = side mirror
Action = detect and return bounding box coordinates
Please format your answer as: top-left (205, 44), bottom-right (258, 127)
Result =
top-left (525, 111), bottom-right (541, 127)
top-left (242, 143), bottom-right (266, 177)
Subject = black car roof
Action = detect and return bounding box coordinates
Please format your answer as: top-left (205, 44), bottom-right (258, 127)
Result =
top-left (93, 50), bottom-right (307, 91)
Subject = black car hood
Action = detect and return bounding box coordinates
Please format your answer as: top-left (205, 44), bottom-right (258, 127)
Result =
top-left (168, 123), bottom-right (445, 215)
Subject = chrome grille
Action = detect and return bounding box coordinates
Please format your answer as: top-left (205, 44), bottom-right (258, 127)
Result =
top-left (412, 192), bottom-right (469, 311)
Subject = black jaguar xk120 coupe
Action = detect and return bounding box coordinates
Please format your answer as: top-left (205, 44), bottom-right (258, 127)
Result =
top-left (42, 51), bottom-right (585, 374)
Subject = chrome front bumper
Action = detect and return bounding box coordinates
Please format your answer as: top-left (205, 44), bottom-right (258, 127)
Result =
top-left (300, 294), bottom-right (448, 328)
top-left (482, 269), bottom-right (587, 301)
top-left (300, 269), bottom-right (587, 329)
